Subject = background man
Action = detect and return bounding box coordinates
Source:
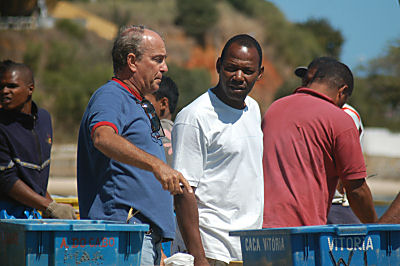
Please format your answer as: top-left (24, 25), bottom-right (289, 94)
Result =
top-left (147, 75), bottom-right (180, 262)
top-left (295, 60), bottom-right (364, 224)
top-left (0, 60), bottom-right (76, 219)
top-left (77, 25), bottom-right (191, 266)
top-left (262, 57), bottom-right (377, 228)
top-left (147, 75), bottom-right (179, 167)
top-left (172, 34), bottom-right (265, 266)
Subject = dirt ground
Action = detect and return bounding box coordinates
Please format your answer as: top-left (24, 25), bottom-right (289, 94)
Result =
top-left (47, 176), bottom-right (399, 202)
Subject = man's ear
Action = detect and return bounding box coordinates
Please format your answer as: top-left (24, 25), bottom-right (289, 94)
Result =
top-left (338, 84), bottom-right (350, 96)
top-left (216, 57), bottom-right (221, 74)
top-left (160, 97), bottom-right (169, 116)
top-left (127, 53), bottom-right (137, 73)
top-left (257, 66), bottom-right (264, 81)
top-left (28, 83), bottom-right (34, 96)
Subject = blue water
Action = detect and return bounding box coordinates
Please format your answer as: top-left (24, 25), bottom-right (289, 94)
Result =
top-left (375, 204), bottom-right (391, 218)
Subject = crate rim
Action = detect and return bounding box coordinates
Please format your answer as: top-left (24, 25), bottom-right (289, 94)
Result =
top-left (230, 224), bottom-right (400, 237)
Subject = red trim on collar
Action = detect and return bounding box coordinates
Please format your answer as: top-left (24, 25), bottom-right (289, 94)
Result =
top-left (294, 87), bottom-right (336, 105)
top-left (112, 77), bottom-right (142, 101)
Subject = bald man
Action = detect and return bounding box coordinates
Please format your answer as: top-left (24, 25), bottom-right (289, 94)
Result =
top-left (77, 25), bottom-right (191, 266)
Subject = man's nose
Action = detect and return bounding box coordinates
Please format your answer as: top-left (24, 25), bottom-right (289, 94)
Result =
top-left (233, 70), bottom-right (244, 81)
top-left (160, 61), bottom-right (168, 73)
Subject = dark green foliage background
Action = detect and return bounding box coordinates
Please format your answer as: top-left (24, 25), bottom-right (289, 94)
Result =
top-left (2, 0), bottom-right (399, 143)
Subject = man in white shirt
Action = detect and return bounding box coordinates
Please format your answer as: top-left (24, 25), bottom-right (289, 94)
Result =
top-left (172, 34), bottom-right (265, 266)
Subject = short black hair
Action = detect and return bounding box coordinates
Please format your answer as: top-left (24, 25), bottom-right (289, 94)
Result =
top-left (309, 57), bottom-right (354, 95)
top-left (0, 59), bottom-right (34, 85)
top-left (153, 76), bottom-right (179, 114)
top-left (220, 34), bottom-right (263, 68)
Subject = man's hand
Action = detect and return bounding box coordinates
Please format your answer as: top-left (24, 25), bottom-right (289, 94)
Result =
top-left (336, 179), bottom-right (345, 194)
top-left (43, 201), bottom-right (77, 219)
top-left (194, 257), bottom-right (210, 266)
top-left (153, 163), bottom-right (193, 195)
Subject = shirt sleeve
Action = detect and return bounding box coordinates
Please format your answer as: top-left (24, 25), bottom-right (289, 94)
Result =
top-left (0, 132), bottom-right (19, 193)
top-left (87, 88), bottom-right (126, 138)
top-left (172, 122), bottom-right (206, 187)
top-left (334, 127), bottom-right (366, 181)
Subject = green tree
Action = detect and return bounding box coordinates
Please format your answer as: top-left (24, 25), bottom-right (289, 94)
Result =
top-left (165, 63), bottom-right (212, 116)
top-left (350, 39), bottom-right (400, 131)
top-left (228, 0), bottom-right (324, 67)
top-left (296, 18), bottom-right (344, 58)
top-left (175, 0), bottom-right (218, 46)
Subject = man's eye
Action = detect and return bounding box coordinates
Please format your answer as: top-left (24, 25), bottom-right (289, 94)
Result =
top-left (1, 84), bottom-right (17, 89)
top-left (225, 67), bottom-right (236, 72)
top-left (244, 70), bottom-right (255, 75)
top-left (154, 57), bottom-right (164, 63)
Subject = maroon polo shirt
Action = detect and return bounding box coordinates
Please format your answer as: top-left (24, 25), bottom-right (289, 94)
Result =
top-left (262, 87), bottom-right (366, 228)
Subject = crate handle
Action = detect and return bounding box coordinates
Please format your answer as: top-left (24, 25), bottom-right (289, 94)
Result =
top-left (335, 226), bottom-right (367, 236)
top-left (71, 224), bottom-right (106, 231)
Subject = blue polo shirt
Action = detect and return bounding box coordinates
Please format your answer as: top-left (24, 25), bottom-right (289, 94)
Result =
top-left (77, 79), bottom-right (175, 239)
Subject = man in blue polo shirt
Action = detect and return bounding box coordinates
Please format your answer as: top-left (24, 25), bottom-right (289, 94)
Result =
top-left (77, 25), bottom-right (192, 266)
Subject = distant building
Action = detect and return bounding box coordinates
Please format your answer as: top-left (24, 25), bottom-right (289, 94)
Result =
top-left (363, 128), bottom-right (400, 158)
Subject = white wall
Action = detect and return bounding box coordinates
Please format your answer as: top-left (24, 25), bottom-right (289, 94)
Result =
top-left (362, 128), bottom-right (400, 158)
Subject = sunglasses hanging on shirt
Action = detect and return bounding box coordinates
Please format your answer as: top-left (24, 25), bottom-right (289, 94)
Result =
top-left (111, 77), bottom-right (164, 138)
top-left (140, 98), bottom-right (165, 138)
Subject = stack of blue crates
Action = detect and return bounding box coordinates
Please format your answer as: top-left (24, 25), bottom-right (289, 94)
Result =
top-left (231, 224), bottom-right (400, 265)
top-left (0, 219), bottom-right (149, 266)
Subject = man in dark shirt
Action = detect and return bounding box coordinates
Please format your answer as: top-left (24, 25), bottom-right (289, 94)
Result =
top-left (0, 60), bottom-right (76, 219)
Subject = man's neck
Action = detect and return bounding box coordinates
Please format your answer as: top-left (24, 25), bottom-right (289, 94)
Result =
top-left (115, 71), bottom-right (143, 97)
top-left (308, 83), bottom-right (338, 106)
top-left (114, 75), bottom-right (144, 100)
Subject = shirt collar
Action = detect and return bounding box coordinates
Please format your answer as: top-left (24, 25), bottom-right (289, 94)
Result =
top-left (294, 87), bottom-right (336, 105)
top-left (111, 77), bottom-right (143, 101)
top-left (0, 101), bottom-right (38, 128)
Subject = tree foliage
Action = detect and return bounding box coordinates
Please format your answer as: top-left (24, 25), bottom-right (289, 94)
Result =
top-left (296, 18), bottom-right (344, 59)
top-left (351, 39), bottom-right (400, 132)
top-left (228, 0), bottom-right (325, 67)
top-left (165, 63), bottom-right (212, 117)
top-left (175, 0), bottom-right (218, 46)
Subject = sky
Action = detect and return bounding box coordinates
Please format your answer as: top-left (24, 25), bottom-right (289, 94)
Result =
top-left (266, 0), bottom-right (400, 72)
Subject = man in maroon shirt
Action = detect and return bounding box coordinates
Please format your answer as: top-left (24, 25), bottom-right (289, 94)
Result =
top-left (262, 57), bottom-right (377, 228)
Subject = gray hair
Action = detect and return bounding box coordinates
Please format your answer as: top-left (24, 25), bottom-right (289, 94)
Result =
top-left (111, 25), bottom-right (146, 75)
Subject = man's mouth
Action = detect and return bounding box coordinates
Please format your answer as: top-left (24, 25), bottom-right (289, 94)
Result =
top-left (0, 97), bottom-right (11, 104)
top-left (230, 85), bottom-right (246, 91)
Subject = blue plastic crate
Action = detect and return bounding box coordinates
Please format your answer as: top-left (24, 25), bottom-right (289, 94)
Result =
top-left (0, 219), bottom-right (149, 266)
top-left (230, 224), bottom-right (400, 266)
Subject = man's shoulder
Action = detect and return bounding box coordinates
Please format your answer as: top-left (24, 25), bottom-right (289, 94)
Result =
top-left (37, 107), bottom-right (51, 119)
top-left (93, 80), bottom-right (122, 96)
top-left (245, 95), bottom-right (261, 112)
top-left (173, 91), bottom-right (213, 131)
top-left (88, 80), bottom-right (134, 108)
top-left (177, 91), bottom-right (211, 115)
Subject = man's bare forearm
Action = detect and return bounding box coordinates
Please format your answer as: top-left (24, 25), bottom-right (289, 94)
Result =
top-left (8, 179), bottom-right (52, 211)
top-left (378, 192), bottom-right (400, 224)
top-left (174, 188), bottom-right (209, 266)
top-left (93, 125), bottom-right (164, 172)
top-left (93, 125), bottom-right (192, 194)
top-left (344, 178), bottom-right (378, 223)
